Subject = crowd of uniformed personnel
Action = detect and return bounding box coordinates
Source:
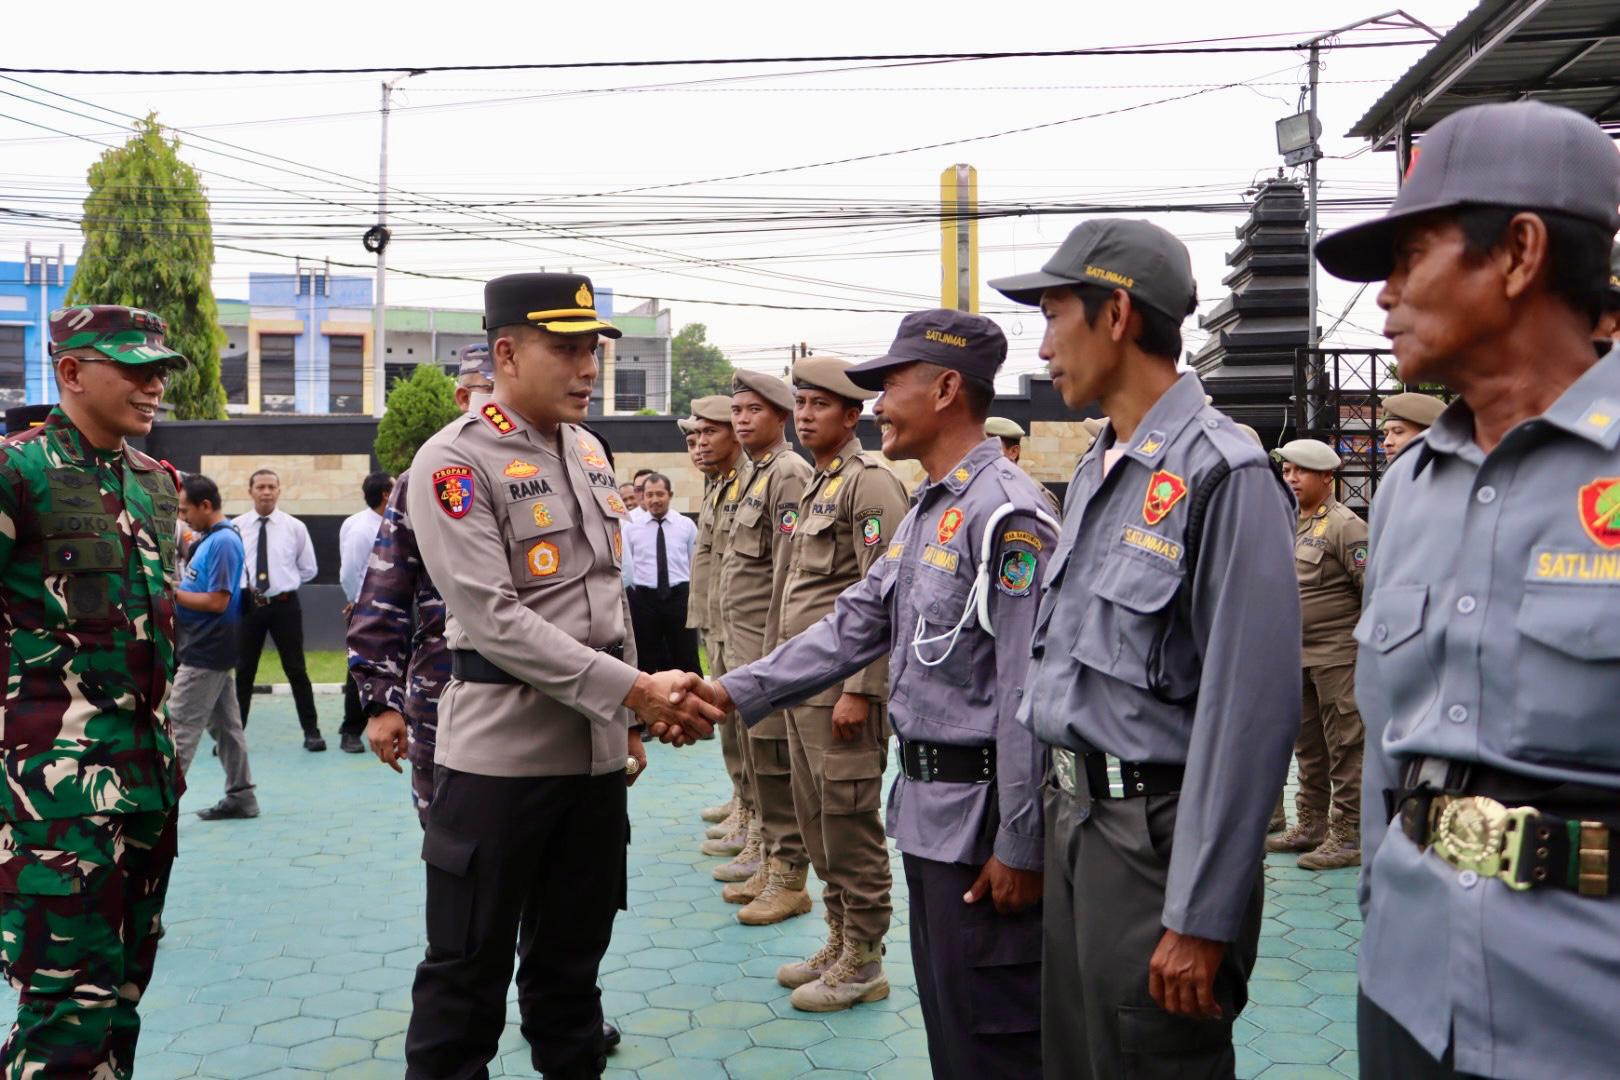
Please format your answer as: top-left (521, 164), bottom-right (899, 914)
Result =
top-left (0, 98), bottom-right (1617, 1080)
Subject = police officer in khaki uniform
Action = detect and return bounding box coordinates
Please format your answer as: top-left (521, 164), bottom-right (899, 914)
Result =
top-left (1380, 392), bottom-right (1446, 460)
top-left (985, 416), bottom-right (1064, 517)
top-left (772, 355), bottom-right (910, 1010)
top-left (403, 272), bottom-right (718, 1080)
top-left (1266, 439), bottom-right (1368, 870)
top-left (714, 369), bottom-right (815, 922)
top-left (693, 395), bottom-right (760, 870)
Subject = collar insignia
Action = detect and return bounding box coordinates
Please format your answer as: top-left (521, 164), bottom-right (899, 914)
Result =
top-left (481, 403), bottom-right (517, 436)
top-left (1136, 431), bottom-right (1166, 457)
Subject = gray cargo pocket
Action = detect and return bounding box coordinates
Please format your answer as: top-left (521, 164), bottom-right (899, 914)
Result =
top-left (965, 916), bottom-right (1042, 1035)
top-left (1117, 1004), bottom-right (1232, 1077)
top-left (421, 825), bottom-right (477, 959)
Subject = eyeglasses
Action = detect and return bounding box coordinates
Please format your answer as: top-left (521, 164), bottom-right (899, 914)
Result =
top-left (77, 358), bottom-right (178, 384)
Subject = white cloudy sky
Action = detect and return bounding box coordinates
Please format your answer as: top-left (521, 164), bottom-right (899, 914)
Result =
top-left (0, 0), bottom-right (1479, 386)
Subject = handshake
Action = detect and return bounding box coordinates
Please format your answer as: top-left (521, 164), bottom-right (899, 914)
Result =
top-left (622, 670), bottom-right (738, 747)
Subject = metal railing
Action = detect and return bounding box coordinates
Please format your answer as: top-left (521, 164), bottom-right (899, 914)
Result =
top-left (1293, 346), bottom-right (1396, 508)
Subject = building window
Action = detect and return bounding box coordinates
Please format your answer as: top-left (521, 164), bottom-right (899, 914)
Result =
top-left (615, 368), bottom-right (646, 412)
top-left (221, 347), bottom-right (248, 405)
top-left (329, 335), bottom-right (364, 414)
top-left (260, 333), bottom-right (296, 413)
top-left (386, 362), bottom-right (415, 390)
top-left (0, 326), bottom-right (23, 407)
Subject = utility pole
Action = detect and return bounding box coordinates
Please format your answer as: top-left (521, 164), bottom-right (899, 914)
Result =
top-left (371, 71), bottom-right (421, 416)
top-left (1305, 42), bottom-right (1321, 350)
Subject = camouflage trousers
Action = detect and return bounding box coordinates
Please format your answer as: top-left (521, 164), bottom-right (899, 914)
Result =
top-left (0, 809), bottom-right (177, 1079)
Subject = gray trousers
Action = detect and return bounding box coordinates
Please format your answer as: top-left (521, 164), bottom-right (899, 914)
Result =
top-left (1042, 775), bottom-right (1263, 1080)
top-left (171, 665), bottom-right (257, 810)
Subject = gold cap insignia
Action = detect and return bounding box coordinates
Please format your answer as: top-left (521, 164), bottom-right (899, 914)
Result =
top-left (576, 283), bottom-right (593, 308)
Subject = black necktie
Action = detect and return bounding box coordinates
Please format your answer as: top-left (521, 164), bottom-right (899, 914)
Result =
top-left (655, 517), bottom-right (670, 598)
top-left (255, 517), bottom-right (271, 593)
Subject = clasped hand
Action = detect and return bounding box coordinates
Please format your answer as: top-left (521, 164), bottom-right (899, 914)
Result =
top-left (623, 670), bottom-right (724, 744)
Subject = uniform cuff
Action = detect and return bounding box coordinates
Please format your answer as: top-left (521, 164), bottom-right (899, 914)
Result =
top-left (718, 669), bottom-right (771, 726)
top-left (581, 653), bottom-right (641, 728)
top-left (994, 826), bottom-right (1044, 873)
top-left (1159, 896), bottom-right (1239, 943)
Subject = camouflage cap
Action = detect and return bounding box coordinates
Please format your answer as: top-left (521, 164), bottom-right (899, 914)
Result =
top-left (456, 343), bottom-right (493, 380)
top-left (49, 305), bottom-right (189, 367)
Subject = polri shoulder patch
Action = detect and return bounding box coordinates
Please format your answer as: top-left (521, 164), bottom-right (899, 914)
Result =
top-left (433, 466), bottom-right (476, 519)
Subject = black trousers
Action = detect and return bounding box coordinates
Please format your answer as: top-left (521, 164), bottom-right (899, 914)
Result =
top-left (405, 767), bottom-right (627, 1080)
top-left (902, 853), bottom-right (1042, 1080)
top-left (340, 673), bottom-right (365, 737)
top-left (627, 583), bottom-right (700, 675)
top-left (1358, 991), bottom-right (1485, 1079)
top-left (1042, 780), bottom-right (1263, 1080)
top-left (235, 592), bottom-right (319, 732)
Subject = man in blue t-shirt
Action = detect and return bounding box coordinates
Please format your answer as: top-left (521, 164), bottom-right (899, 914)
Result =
top-left (172, 474), bottom-right (259, 820)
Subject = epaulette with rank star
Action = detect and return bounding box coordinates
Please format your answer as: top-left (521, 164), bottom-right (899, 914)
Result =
top-left (480, 403), bottom-right (518, 436)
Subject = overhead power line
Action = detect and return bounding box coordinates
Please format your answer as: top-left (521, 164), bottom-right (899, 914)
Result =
top-left (0, 37), bottom-right (1446, 77)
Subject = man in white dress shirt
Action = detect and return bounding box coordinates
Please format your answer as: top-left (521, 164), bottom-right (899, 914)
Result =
top-left (233, 468), bottom-right (324, 751)
top-left (622, 472), bottom-right (700, 675)
top-left (337, 471), bottom-right (393, 754)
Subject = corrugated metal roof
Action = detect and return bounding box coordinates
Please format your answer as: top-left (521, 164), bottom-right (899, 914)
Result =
top-left (1348, 0), bottom-right (1620, 145)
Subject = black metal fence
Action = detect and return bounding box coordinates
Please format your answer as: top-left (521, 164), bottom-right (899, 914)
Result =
top-left (1293, 346), bottom-right (1395, 508)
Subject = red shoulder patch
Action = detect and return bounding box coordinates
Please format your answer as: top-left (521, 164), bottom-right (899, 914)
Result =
top-left (1142, 470), bottom-right (1188, 526)
top-left (433, 466), bottom-right (476, 519)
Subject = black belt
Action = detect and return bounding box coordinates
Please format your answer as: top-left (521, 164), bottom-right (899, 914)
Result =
top-left (451, 645), bottom-right (624, 684)
top-left (1075, 750), bottom-right (1184, 799)
top-left (249, 590), bottom-right (295, 607)
top-left (898, 738), bottom-right (994, 784)
top-left (1391, 756), bottom-right (1620, 898)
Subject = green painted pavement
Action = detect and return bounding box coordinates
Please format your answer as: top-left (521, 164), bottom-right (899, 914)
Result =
top-left (0, 700), bottom-right (1360, 1077)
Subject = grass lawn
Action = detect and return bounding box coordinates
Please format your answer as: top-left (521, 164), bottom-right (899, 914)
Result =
top-left (250, 648), bottom-right (348, 685)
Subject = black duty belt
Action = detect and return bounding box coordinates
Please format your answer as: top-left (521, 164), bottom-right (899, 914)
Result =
top-left (451, 645), bottom-right (624, 685)
top-left (249, 590), bottom-right (295, 607)
top-left (898, 738), bottom-right (994, 784)
top-left (1052, 747), bottom-right (1184, 799)
top-left (1391, 756), bottom-right (1620, 898)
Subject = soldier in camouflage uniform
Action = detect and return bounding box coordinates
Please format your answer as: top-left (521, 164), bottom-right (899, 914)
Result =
top-left (0, 305), bottom-right (188, 1077)
top-left (349, 344), bottom-right (494, 825)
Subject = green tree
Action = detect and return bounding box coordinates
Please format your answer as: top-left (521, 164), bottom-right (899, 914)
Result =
top-left (68, 114), bottom-right (227, 419)
top-left (669, 323), bottom-right (735, 417)
top-left (375, 363), bottom-right (461, 474)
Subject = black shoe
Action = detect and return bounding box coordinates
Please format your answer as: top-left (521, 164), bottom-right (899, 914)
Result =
top-left (197, 799), bottom-right (259, 821)
top-left (304, 733), bottom-right (327, 752)
top-left (603, 1020), bottom-right (620, 1052)
top-left (340, 733), bottom-right (364, 753)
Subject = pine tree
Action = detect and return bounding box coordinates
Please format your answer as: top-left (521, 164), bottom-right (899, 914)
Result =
top-left (375, 364), bottom-right (462, 475)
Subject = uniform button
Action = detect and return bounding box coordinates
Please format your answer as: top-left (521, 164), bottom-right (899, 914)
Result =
top-left (1448, 704), bottom-right (1469, 724)
top-left (1374, 624), bottom-right (1389, 642)
top-left (1456, 595), bottom-right (1476, 615)
top-left (1458, 869), bottom-right (1479, 888)
top-left (1477, 486), bottom-right (1496, 504)
top-left (1204, 419), bottom-right (1219, 429)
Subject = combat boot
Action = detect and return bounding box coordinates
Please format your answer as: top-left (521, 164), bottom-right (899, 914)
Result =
top-left (701, 796), bottom-right (735, 825)
top-left (722, 862), bottom-right (768, 905)
top-left (706, 802), bottom-right (744, 840)
top-left (1298, 823), bottom-right (1361, 870)
top-left (790, 938), bottom-right (889, 1012)
top-left (738, 858), bottom-right (813, 925)
top-left (1265, 812), bottom-right (1325, 854)
top-left (777, 918), bottom-right (844, 988)
top-left (701, 810), bottom-right (751, 857)
top-left (1268, 795), bottom-right (1287, 834)
top-left (712, 825), bottom-right (763, 883)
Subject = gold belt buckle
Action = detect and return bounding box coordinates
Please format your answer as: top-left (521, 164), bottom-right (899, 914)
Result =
top-left (1428, 795), bottom-right (1535, 891)
top-left (1053, 748), bottom-right (1078, 796)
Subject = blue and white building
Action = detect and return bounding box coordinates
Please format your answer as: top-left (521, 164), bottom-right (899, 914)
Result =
top-left (0, 245), bottom-right (74, 408)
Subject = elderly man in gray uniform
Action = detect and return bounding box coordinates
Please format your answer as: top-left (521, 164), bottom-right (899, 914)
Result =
top-left (990, 219), bottom-right (1301, 1080)
top-left (403, 272), bottom-right (719, 1080)
top-left (685, 309), bottom-right (1056, 1079)
top-left (1315, 101), bottom-right (1620, 1080)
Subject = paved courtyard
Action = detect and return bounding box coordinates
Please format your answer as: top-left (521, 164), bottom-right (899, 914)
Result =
top-left (3, 699), bottom-right (1363, 1079)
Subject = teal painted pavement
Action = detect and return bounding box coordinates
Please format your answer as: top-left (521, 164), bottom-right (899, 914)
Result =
top-left (0, 700), bottom-right (1361, 1078)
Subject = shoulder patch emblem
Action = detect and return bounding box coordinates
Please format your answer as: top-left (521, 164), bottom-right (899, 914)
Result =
top-left (531, 501), bottom-right (553, 528)
top-left (780, 508), bottom-right (799, 534)
top-left (432, 466), bottom-right (475, 519)
top-left (1580, 477), bottom-right (1620, 549)
top-left (503, 460), bottom-right (539, 478)
top-left (606, 493), bottom-right (627, 515)
top-left (1351, 542), bottom-right (1368, 569)
top-left (526, 540), bottom-right (560, 578)
top-left (822, 475), bottom-right (843, 500)
top-left (1002, 529), bottom-right (1042, 551)
top-left (953, 467), bottom-right (972, 484)
top-left (1142, 470), bottom-right (1188, 526)
top-left (997, 549), bottom-right (1037, 595)
top-left (936, 506), bottom-right (965, 545)
top-left (481, 403), bottom-right (517, 435)
top-left (1135, 430), bottom-right (1166, 457)
top-left (862, 516), bottom-right (883, 547)
top-left (575, 435), bottom-right (608, 469)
